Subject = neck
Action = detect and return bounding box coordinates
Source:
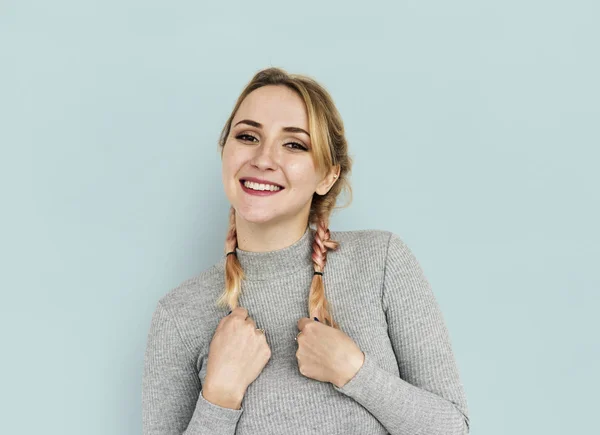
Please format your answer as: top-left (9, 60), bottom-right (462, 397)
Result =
top-left (224, 222), bottom-right (315, 281)
top-left (235, 214), bottom-right (310, 253)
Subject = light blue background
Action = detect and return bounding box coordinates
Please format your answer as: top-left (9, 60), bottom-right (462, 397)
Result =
top-left (1, 1), bottom-right (598, 433)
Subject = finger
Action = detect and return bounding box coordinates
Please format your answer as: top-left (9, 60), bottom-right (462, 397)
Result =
top-left (232, 307), bottom-right (248, 319)
top-left (245, 316), bottom-right (257, 328)
top-left (297, 317), bottom-right (312, 331)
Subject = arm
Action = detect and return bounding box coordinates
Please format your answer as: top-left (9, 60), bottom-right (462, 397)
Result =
top-left (142, 301), bottom-right (243, 434)
top-left (332, 232), bottom-right (470, 435)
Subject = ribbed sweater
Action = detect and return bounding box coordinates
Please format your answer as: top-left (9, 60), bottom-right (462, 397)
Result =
top-left (142, 227), bottom-right (470, 434)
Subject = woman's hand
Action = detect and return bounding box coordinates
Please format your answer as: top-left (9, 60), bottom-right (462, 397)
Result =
top-left (203, 307), bottom-right (271, 407)
top-left (295, 317), bottom-right (365, 388)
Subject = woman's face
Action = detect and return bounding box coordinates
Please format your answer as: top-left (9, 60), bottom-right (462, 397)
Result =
top-left (221, 85), bottom-right (335, 227)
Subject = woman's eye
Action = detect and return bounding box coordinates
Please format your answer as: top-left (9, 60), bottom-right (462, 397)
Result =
top-left (286, 142), bottom-right (308, 151)
top-left (236, 134), bottom-right (257, 142)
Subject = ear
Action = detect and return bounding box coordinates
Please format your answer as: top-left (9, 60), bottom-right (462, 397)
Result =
top-left (315, 165), bottom-right (341, 196)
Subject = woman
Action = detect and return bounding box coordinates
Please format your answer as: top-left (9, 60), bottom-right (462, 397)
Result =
top-left (142, 67), bottom-right (470, 434)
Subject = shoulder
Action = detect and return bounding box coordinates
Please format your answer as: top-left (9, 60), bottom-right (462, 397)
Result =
top-left (327, 228), bottom-right (394, 268)
top-left (329, 228), bottom-right (405, 254)
top-left (329, 228), bottom-right (417, 265)
top-left (146, 263), bottom-right (225, 359)
top-left (329, 228), bottom-right (390, 249)
top-left (156, 262), bottom-right (225, 316)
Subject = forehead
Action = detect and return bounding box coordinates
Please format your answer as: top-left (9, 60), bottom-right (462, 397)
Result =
top-left (234, 85), bottom-right (308, 129)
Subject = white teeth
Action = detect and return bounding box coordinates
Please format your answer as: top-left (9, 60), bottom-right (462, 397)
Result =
top-left (243, 180), bottom-right (281, 191)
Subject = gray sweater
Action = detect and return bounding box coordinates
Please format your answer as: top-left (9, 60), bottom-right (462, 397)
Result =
top-left (142, 227), bottom-right (470, 434)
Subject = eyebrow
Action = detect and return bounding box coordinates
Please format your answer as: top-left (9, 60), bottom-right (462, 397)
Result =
top-left (233, 119), bottom-right (310, 138)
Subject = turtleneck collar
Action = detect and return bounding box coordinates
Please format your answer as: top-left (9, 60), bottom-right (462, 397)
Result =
top-left (220, 226), bottom-right (315, 281)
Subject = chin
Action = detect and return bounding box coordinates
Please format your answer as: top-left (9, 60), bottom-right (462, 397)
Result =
top-left (235, 206), bottom-right (282, 225)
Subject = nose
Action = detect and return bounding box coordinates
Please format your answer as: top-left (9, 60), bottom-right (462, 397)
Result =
top-left (249, 138), bottom-right (279, 171)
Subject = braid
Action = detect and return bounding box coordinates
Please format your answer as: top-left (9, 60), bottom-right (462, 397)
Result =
top-left (216, 206), bottom-right (244, 310)
top-left (308, 217), bottom-right (340, 329)
top-left (217, 207), bottom-right (342, 330)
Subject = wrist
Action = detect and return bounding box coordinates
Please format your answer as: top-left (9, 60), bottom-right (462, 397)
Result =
top-left (202, 381), bottom-right (246, 410)
top-left (334, 350), bottom-right (365, 388)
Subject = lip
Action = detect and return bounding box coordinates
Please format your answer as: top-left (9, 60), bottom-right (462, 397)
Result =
top-left (239, 179), bottom-right (284, 196)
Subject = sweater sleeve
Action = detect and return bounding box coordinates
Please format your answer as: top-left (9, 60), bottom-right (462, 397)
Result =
top-left (142, 300), bottom-right (243, 434)
top-left (332, 232), bottom-right (470, 435)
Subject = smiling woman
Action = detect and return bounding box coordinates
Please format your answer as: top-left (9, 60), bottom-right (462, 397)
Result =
top-left (142, 67), bottom-right (470, 435)
top-left (219, 81), bottom-right (346, 275)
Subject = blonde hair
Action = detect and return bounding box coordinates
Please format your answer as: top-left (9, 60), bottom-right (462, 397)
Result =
top-left (216, 67), bottom-right (353, 329)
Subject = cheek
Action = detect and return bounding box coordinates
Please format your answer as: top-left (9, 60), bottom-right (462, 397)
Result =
top-left (222, 145), bottom-right (243, 176)
top-left (286, 163), bottom-right (319, 192)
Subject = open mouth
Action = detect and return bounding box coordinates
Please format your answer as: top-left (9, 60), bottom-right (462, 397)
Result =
top-left (239, 179), bottom-right (284, 193)
top-left (240, 179), bottom-right (284, 188)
